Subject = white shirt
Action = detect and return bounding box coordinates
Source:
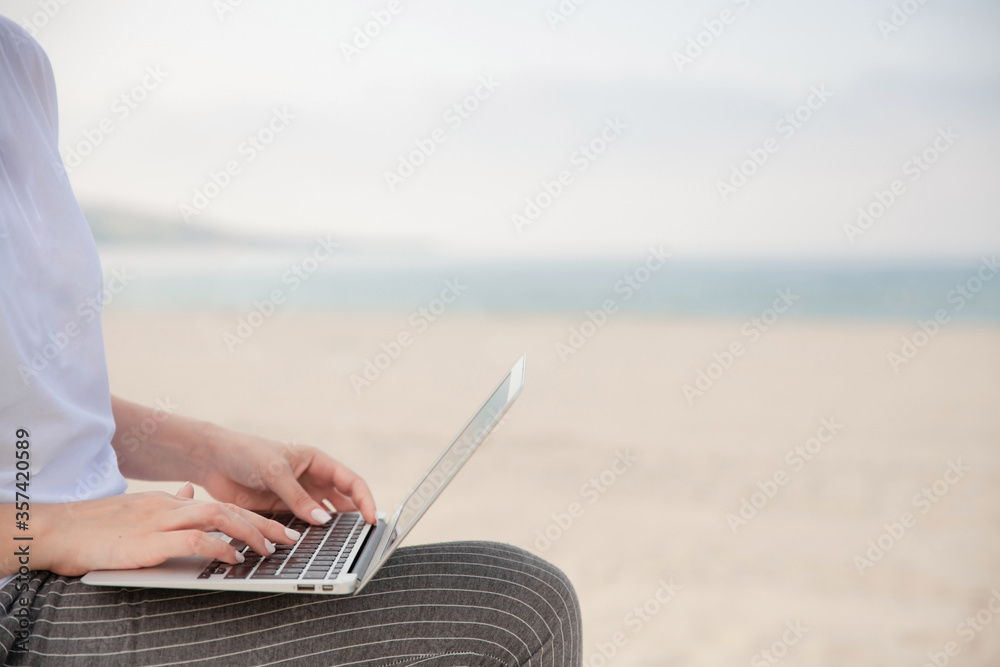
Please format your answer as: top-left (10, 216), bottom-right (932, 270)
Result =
top-left (0, 16), bottom-right (128, 586)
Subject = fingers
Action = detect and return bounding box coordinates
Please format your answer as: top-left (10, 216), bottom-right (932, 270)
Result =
top-left (326, 488), bottom-right (359, 514)
top-left (262, 457), bottom-right (341, 526)
top-left (233, 503), bottom-right (301, 546)
top-left (175, 481), bottom-right (194, 499)
top-left (242, 445), bottom-right (378, 525)
top-left (162, 502), bottom-right (293, 558)
top-left (294, 450), bottom-right (377, 524)
top-left (158, 530), bottom-right (245, 565)
top-left (328, 463), bottom-right (377, 524)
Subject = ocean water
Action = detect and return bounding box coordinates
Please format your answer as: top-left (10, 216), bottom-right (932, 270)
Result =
top-left (97, 247), bottom-right (1000, 322)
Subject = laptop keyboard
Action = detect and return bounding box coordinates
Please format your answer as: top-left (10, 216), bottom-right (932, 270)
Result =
top-left (198, 511), bottom-right (367, 581)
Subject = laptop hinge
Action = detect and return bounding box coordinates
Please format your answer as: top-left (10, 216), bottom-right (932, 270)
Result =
top-left (348, 519), bottom-right (386, 579)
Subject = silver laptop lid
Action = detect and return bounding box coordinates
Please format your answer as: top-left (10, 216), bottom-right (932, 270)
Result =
top-left (356, 355), bottom-right (526, 592)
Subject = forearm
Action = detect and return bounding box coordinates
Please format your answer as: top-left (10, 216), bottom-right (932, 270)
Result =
top-left (109, 396), bottom-right (217, 483)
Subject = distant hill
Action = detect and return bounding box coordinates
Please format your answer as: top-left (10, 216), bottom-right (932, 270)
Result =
top-left (79, 203), bottom-right (435, 255)
top-left (82, 204), bottom-right (247, 245)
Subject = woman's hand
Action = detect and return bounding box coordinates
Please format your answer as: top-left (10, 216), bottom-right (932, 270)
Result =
top-left (197, 430), bottom-right (377, 526)
top-left (32, 486), bottom-right (299, 577)
top-left (107, 396), bottom-right (377, 527)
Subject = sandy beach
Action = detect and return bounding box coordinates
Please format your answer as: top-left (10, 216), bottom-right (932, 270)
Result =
top-left (107, 310), bottom-right (1000, 666)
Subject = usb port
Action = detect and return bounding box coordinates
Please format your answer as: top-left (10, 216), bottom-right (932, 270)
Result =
top-left (296, 584), bottom-right (315, 591)
top-left (322, 584), bottom-right (334, 591)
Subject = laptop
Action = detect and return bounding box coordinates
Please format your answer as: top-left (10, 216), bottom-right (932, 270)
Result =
top-left (82, 355), bottom-right (525, 595)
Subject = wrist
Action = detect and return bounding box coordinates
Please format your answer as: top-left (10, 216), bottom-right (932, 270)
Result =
top-left (26, 503), bottom-right (59, 574)
top-left (180, 418), bottom-right (224, 486)
top-left (147, 412), bottom-right (221, 485)
top-left (111, 396), bottom-right (220, 484)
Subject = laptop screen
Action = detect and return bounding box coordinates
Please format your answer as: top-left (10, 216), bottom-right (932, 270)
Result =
top-left (359, 355), bottom-right (525, 585)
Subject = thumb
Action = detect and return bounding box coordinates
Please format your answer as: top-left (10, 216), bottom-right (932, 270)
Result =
top-left (174, 481), bottom-right (195, 499)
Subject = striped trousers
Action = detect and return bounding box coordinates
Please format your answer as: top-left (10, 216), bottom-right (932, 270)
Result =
top-left (0, 542), bottom-right (581, 666)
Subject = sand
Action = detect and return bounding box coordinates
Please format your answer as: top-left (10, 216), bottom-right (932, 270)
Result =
top-left (105, 310), bottom-right (1000, 666)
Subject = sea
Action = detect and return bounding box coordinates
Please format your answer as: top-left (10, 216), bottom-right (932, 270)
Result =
top-left (96, 246), bottom-right (1000, 322)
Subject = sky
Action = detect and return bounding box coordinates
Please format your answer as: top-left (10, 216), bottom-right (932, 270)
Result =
top-left (4, 0), bottom-right (1000, 257)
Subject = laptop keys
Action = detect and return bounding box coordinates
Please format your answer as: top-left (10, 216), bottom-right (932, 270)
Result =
top-left (224, 565), bottom-right (254, 579)
top-left (206, 512), bottom-right (365, 581)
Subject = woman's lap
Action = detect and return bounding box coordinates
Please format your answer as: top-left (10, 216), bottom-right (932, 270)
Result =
top-left (0, 541), bottom-right (581, 667)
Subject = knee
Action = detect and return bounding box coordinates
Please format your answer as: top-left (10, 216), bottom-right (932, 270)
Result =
top-left (470, 543), bottom-right (581, 637)
top-left (384, 541), bottom-right (583, 665)
top-left (490, 543), bottom-right (582, 665)
top-left (491, 543), bottom-right (579, 611)
top-left (401, 541), bottom-right (581, 622)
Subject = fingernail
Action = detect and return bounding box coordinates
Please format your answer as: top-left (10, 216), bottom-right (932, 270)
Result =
top-left (285, 527), bottom-right (301, 541)
top-left (310, 508), bottom-right (332, 524)
top-left (264, 539), bottom-right (276, 554)
top-left (235, 551), bottom-right (245, 563)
